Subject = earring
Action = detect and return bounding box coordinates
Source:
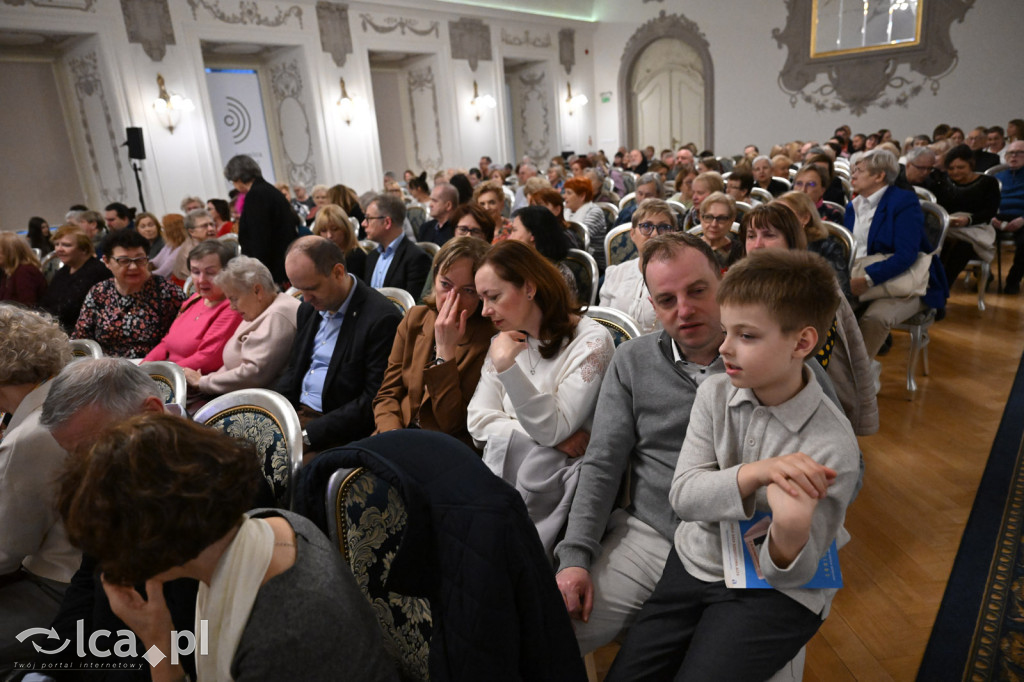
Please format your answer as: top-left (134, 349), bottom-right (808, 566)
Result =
top-left (527, 293), bottom-right (533, 300)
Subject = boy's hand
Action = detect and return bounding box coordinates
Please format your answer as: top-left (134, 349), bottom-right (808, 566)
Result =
top-left (765, 482), bottom-right (818, 568)
top-left (738, 453), bottom-right (836, 499)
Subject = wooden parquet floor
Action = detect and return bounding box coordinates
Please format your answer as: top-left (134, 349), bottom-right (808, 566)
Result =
top-left (591, 258), bottom-right (1024, 681)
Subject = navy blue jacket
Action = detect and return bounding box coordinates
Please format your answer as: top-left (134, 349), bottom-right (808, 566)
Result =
top-left (294, 430), bottom-right (587, 682)
top-left (845, 185), bottom-right (949, 310)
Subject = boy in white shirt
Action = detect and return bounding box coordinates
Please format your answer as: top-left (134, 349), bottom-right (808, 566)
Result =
top-left (607, 249), bottom-right (861, 681)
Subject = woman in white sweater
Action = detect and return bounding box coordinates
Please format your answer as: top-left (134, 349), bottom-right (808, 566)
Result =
top-left (598, 198), bottom-right (679, 334)
top-left (467, 240), bottom-right (614, 557)
top-left (185, 256), bottom-right (300, 398)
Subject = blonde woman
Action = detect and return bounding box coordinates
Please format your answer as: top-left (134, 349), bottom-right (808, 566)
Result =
top-left (150, 213), bottom-right (188, 279)
top-left (0, 232), bottom-right (46, 306)
top-left (312, 204), bottom-right (367, 281)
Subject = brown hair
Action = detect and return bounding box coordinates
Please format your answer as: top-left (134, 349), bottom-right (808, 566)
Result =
top-left (448, 203), bottom-right (496, 242)
top-left (0, 232), bottom-right (41, 275)
top-left (161, 213), bottom-right (188, 248)
top-left (718, 249), bottom-right (839, 353)
top-left (53, 224), bottom-right (95, 256)
top-left (423, 236), bottom-right (490, 308)
top-left (564, 176), bottom-right (594, 204)
top-left (775, 192), bottom-right (828, 242)
top-left (312, 204), bottom-right (357, 252)
top-left (640, 231), bottom-right (721, 283)
top-left (739, 203), bottom-right (808, 252)
top-left (57, 412), bottom-right (260, 585)
top-left (479, 240), bottom-right (580, 359)
top-left (472, 180), bottom-right (504, 205)
top-left (134, 212), bottom-right (163, 239)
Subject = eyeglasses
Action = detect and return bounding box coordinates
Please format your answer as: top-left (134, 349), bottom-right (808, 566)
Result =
top-left (636, 222), bottom-right (676, 236)
top-left (363, 215), bottom-right (387, 222)
top-left (1007, 151), bottom-right (1024, 157)
top-left (701, 214), bottom-right (732, 225)
top-left (455, 225), bottom-right (484, 237)
top-left (909, 163), bottom-right (934, 171)
top-left (112, 256), bottom-right (149, 268)
top-left (794, 181), bottom-right (818, 189)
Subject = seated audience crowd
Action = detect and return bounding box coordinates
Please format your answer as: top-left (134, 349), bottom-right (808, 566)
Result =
top-left (1, 116), bottom-right (1017, 678)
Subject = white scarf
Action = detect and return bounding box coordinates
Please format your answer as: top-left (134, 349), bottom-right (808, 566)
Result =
top-left (194, 516), bottom-right (275, 682)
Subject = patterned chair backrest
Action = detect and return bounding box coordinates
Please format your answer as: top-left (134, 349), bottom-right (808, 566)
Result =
top-left (566, 221), bottom-right (590, 251)
top-left (193, 388), bottom-right (303, 509)
top-left (604, 224), bottom-right (638, 268)
top-left (920, 200), bottom-right (950, 256)
top-left (326, 467), bottom-right (431, 681)
top-left (596, 202), bottom-right (619, 231)
top-left (584, 306), bottom-right (642, 346)
top-left (561, 249), bottom-right (599, 307)
top-left (406, 204), bottom-right (427, 233)
top-left (823, 221), bottom-right (856, 273)
top-left (359, 239), bottom-right (379, 254)
top-left (142, 361), bottom-right (187, 412)
top-left (376, 287), bottom-right (415, 315)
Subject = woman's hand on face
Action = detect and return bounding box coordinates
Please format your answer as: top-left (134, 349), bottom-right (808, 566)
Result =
top-left (434, 291), bottom-right (468, 362)
top-left (102, 575), bottom-right (174, 652)
top-left (183, 368), bottom-right (201, 388)
top-left (489, 330), bottom-right (528, 373)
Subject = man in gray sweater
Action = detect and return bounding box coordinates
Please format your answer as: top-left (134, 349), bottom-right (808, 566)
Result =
top-left (554, 233), bottom-right (728, 654)
top-left (553, 234), bottom-right (846, 654)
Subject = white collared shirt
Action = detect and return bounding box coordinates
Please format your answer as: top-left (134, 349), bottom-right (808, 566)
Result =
top-left (851, 185), bottom-right (888, 259)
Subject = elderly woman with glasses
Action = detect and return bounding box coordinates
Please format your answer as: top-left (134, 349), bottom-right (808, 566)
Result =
top-left (73, 230), bottom-right (186, 358)
top-left (598, 199), bottom-right (677, 334)
top-left (373, 238), bottom-right (493, 447)
top-left (695, 192), bottom-right (740, 270)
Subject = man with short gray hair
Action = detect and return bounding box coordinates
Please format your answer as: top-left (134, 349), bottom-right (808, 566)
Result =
top-left (512, 163), bottom-right (538, 211)
top-left (364, 194), bottom-right (431, 297)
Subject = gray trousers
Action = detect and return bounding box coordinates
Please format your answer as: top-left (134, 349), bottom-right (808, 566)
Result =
top-left (0, 570), bottom-right (69, 672)
top-left (573, 510), bottom-right (673, 655)
top-left (858, 296), bottom-right (925, 357)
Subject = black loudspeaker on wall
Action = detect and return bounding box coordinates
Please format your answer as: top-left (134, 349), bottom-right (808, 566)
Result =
top-left (125, 127), bottom-right (146, 160)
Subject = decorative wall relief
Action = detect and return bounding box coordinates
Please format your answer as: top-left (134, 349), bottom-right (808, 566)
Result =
top-left (1, 0), bottom-right (95, 8)
top-left (66, 52), bottom-right (126, 203)
top-left (120, 0), bottom-right (174, 61)
top-left (500, 28), bottom-right (550, 48)
top-left (449, 18), bottom-right (491, 72)
top-left (186, 0), bottom-right (303, 29)
top-left (268, 59), bottom-right (316, 186)
top-left (315, 1), bottom-right (352, 67)
top-left (618, 11), bottom-right (714, 149)
top-left (558, 28), bottom-right (575, 75)
top-left (407, 66), bottom-right (443, 175)
top-left (359, 13), bottom-right (439, 37)
top-left (518, 69), bottom-right (550, 160)
top-left (773, 0), bottom-right (974, 114)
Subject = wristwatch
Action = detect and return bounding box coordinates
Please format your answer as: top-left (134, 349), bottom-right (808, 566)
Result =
top-left (302, 429), bottom-right (311, 447)
top-left (432, 356), bottom-right (446, 367)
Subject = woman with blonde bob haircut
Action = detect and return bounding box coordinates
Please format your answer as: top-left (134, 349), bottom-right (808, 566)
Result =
top-left (56, 413), bottom-right (397, 681)
top-left (775, 191), bottom-right (851, 298)
top-left (467, 240), bottom-right (614, 557)
top-left (312, 204), bottom-right (367, 280)
top-left (0, 232), bottom-right (46, 306)
top-left (0, 306), bottom-right (78, 660)
top-left (696, 191), bottom-right (740, 269)
top-left (374, 237), bottom-right (493, 447)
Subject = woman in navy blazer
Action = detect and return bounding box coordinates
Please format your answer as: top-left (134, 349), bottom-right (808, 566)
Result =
top-left (844, 149), bottom-right (949, 357)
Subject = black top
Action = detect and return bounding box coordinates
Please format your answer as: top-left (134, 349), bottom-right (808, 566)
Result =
top-left (38, 257), bottom-right (112, 332)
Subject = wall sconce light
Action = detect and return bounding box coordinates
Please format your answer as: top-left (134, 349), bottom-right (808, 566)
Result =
top-left (151, 74), bottom-right (194, 134)
top-left (336, 77), bottom-right (356, 125)
top-left (469, 80), bottom-right (496, 121)
top-left (566, 82), bottom-right (589, 116)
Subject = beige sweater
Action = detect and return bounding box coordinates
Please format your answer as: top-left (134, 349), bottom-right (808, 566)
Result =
top-left (198, 293), bottom-right (301, 395)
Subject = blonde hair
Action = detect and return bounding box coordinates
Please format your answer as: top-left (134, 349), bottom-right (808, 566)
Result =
top-left (423, 237), bottom-right (490, 308)
top-left (52, 225), bottom-right (95, 256)
top-left (0, 232), bottom-right (41, 275)
top-left (312, 204), bottom-right (356, 252)
top-left (0, 305), bottom-right (71, 384)
top-left (775, 191), bottom-right (828, 242)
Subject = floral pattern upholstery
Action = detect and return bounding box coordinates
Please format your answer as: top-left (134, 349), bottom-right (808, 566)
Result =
top-left (205, 407), bottom-right (290, 507)
top-left (560, 254), bottom-right (595, 306)
top-left (333, 468), bottom-right (431, 681)
top-left (607, 230), bottom-right (638, 267)
top-left (150, 374), bottom-right (175, 404)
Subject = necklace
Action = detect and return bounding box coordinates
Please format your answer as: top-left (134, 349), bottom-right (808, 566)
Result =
top-left (525, 337), bottom-right (539, 375)
top-left (275, 542), bottom-right (295, 548)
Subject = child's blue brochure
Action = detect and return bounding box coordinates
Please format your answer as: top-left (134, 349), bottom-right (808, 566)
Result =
top-left (720, 510), bottom-right (843, 589)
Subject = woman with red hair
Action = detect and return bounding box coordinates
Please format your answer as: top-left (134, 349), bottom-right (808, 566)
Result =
top-left (563, 176), bottom-right (607, 270)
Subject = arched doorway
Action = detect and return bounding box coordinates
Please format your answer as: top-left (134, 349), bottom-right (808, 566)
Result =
top-left (618, 11), bottom-right (714, 151)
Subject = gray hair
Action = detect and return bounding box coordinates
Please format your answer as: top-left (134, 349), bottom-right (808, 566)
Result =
top-left (185, 208), bottom-right (212, 233)
top-left (632, 198), bottom-right (676, 226)
top-left (637, 172), bottom-right (664, 196)
top-left (223, 155), bottom-right (263, 184)
top-left (179, 196), bottom-right (203, 212)
top-left (852, 149), bottom-right (900, 185)
top-left (187, 239), bottom-right (236, 268)
top-left (40, 358), bottom-right (162, 430)
top-left (906, 146), bottom-right (937, 165)
top-left (215, 255), bottom-right (277, 294)
top-left (370, 193), bottom-right (406, 226)
top-left (752, 155), bottom-right (772, 167)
